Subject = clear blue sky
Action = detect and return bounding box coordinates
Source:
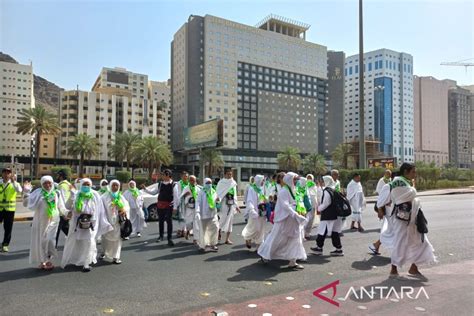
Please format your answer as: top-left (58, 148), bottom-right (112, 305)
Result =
top-left (1, 0), bottom-right (473, 89)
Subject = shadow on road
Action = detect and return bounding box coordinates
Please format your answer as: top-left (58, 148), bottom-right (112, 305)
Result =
top-left (0, 249), bottom-right (29, 261)
top-left (227, 260), bottom-right (297, 282)
top-left (0, 266), bottom-right (68, 283)
top-left (204, 249), bottom-right (256, 262)
top-left (351, 255), bottom-right (392, 271)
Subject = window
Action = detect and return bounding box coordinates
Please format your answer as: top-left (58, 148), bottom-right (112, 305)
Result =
top-left (368, 63), bottom-right (372, 71)
top-left (349, 67), bottom-right (353, 75)
top-left (355, 65), bottom-right (359, 74)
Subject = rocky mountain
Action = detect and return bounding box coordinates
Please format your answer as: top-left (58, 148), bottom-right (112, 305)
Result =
top-left (0, 52), bottom-right (63, 113)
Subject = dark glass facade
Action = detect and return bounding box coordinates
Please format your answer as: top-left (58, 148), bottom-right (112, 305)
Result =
top-left (374, 76), bottom-right (393, 156)
top-left (236, 61), bottom-right (327, 152)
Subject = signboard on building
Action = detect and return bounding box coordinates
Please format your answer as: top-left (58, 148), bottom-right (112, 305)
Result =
top-left (368, 158), bottom-right (396, 169)
top-left (183, 119), bottom-right (223, 150)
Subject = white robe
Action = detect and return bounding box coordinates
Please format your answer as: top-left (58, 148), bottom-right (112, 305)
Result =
top-left (61, 191), bottom-right (113, 268)
top-left (346, 180), bottom-right (366, 222)
top-left (377, 179), bottom-right (436, 268)
top-left (123, 190), bottom-right (147, 234)
top-left (376, 177), bottom-right (389, 195)
top-left (101, 192), bottom-right (130, 260)
top-left (242, 186), bottom-right (266, 244)
top-left (25, 189), bottom-right (68, 266)
top-left (173, 182), bottom-right (188, 230)
top-left (258, 188), bottom-right (307, 261)
top-left (179, 185), bottom-right (201, 233)
top-left (316, 189), bottom-right (343, 236)
top-left (216, 178), bottom-right (238, 233)
top-left (196, 189), bottom-right (219, 248)
top-left (304, 185), bottom-right (321, 235)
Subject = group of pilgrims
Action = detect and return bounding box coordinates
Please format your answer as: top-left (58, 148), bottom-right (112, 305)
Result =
top-left (23, 163), bottom-right (436, 277)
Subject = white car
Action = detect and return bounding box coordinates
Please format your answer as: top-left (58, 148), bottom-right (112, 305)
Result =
top-left (141, 183), bottom-right (161, 221)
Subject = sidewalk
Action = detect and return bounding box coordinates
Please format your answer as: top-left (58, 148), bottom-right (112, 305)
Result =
top-left (184, 260), bottom-right (474, 316)
top-left (365, 187), bottom-right (474, 204)
top-left (12, 187), bottom-right (474, 221)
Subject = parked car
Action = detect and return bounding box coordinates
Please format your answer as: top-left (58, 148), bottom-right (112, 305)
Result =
top-left (141, 183), bottom-right (159, 221)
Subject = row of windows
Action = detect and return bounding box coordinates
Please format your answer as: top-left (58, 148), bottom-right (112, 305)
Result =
top-left (2, 68), bottom-right (31, 75)
top-left (345, 62), bottom-right (412, 75)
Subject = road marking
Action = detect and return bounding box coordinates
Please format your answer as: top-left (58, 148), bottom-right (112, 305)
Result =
top-left (415, 307), bottom-right (426, 312)
top-left (264, 281), bottom-right (272, 285)
top-left (200, 292), bottom-right (210, 297)
top-left (248, 304), bottom-right (257, 308)
top-left (286, 296), bottom-right (295, 301)
top-left (357, 305), bottom-right (367, 310)
top-left (102, 308), bottom-right (114, 314)
top-left (390, 298), bottom-right (399, 302)
top-left (302, 305), bottom-right (311, 309)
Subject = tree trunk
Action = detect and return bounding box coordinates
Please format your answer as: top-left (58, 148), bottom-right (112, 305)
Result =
top-left (34, 131), bottom-right (41, 178)
top-left (79, 153), bottom-right (84, 178)
top-left (148, 161), bottom-right (153, 182)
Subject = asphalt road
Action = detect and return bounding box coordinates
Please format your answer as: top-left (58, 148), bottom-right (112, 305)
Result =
top-left (0, 194), bottom-right (473, 316)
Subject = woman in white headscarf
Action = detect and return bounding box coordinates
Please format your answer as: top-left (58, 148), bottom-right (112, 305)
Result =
top-left (61, 178), bottom-right (113, 272)
top-left (23, 176), bottom-right (69, 270)
top-left (195, 178), bottom-right (220, 252)
top-left (123, 180), bottom-right (146, 237)
top-left (304, 174), bottom-right (321, 239)
top-left (257, 172), bottom-right (308, 270)
top-left (242, 175), bottom-right (267, 250)
top-left (100, 180), bottom-right (130, 264)
top-left (311, 175), bottom-right (344, 256)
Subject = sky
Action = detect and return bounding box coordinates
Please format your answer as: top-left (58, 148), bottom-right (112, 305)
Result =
top-left (1, 0), bottom-right (473, 90)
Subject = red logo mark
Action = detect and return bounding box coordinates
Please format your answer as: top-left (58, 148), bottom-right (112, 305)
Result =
top-left (313, 280), bottom-right (340, 307)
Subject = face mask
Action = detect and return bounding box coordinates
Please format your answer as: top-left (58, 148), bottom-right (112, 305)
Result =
top-left (81, 186), bottom-right (91, 193)
top-left (111, 191), bottom-right (119, 198)
top-left (204, 183), bottom-right (212, 190)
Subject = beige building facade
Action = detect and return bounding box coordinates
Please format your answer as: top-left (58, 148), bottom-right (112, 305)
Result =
top-left (0, 61), bottom-right (35, 157)
top-left (413, 76), bottom-right (455, 166)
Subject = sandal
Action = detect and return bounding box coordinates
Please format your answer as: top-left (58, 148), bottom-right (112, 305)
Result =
top-left (245, 240), bottom-right (252, 249)
top-left (368, 245), bottom-right (381, 255)
top-left (225, 240), bottom-right (233, 245)
top-left (289, 264), bottom-right (304, 270)
top-left (44, 262), bottom-right (55, 271)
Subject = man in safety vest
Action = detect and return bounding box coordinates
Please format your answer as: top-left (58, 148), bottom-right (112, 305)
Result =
top-left (0, 168), bottom-right (23, 252)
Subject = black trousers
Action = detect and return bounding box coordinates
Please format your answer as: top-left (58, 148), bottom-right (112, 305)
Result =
top-left (158, 208), bottom-right (173, 240)
top-left (55, 216), bottom-right (69, 247)
top-left (0, 210), bottom-right (15, 246)
top-left (316, 226), bottom-right (342, 249)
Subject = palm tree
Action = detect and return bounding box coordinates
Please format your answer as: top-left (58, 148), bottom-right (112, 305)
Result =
top-left (67, 133), bottom-right (100, 177)
top-left (200, 148), bottom-right (224, 177)
top-left (133, 136), bottom-right (173, 180)
top-left (302, 153), bottom-right (327, 176)
top-left (332, 143), bottom-right (352, 169)
top-left (277, 147), bottom-right (301, 171)
top-left (110, 132), bottom-right (141, 170)
top-left (15, 105), bottom-right (61, 178)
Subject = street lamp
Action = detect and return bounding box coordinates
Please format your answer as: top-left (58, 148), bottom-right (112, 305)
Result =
top-left (358, 0), bottom-right (366, 169)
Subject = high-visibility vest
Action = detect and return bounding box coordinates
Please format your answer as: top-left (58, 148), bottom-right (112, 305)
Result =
top-left (58, 180), bottom-right (71, 202)
top-left (0, 182), bottom-right (17, 212)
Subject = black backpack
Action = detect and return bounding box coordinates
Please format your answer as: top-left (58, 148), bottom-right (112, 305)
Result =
top-left (119, 214), bottom-right (132, 238)
top-left (324, 187), bottom-right (352, 218)
top-left (416, 209), bottom-right (428, 242)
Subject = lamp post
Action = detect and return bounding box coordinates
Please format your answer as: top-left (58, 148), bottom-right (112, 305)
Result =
top-left (374, 85), bottom-right (385, 154)
top-left (358, 0), bottom-right (366, 168)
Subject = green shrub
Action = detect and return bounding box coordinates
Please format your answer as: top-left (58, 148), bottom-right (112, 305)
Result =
top-left (133, 176), bottom-right (148, 187)
top-left (31, 180), bottom-right (41, 190)
top-left (115, 171), bottom-right (131, 183)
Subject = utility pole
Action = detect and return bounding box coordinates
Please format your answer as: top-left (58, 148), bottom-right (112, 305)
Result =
top-left (358, 0), bottom-right (367, 169)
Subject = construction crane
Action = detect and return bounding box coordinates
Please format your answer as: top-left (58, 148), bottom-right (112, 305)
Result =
top-left (441, 58), bottom-right (474, 71)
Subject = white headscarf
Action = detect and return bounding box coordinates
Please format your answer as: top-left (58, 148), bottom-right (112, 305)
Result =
top-left (306, 174), bottom-right (314, 181)
top-left (40, 176), bottom-right (54, 193)
top-left (204, 177), bottom-right (212, 185)
top-left (80, 178), bottom-right (92, 189)
top-left (109, 179), bottom-right (121, 192)
top-left (100, 179), bottom-right (108, 187)
top-left (249, 176), bottom-right (255, 184)
top-left (323, 175), bottom-right (336, 189)
top-left (128, 180), bottom-right (136, 189)
top-left (283, 172), bottom-right (298, 192)
top-left (254, 175), bottom-right (265, 187)
top-left (298, 178), bottom-right (307, 188)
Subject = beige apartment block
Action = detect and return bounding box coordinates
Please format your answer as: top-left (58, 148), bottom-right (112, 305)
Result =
top-left (148, 80), bottom-right (171, 145)
top-left (0, 61), bottom-right (35, 157)
top-left (413, 76), bottom-right (455, 167)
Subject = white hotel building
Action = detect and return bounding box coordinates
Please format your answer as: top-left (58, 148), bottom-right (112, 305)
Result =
top-left (171, 14), bottom-right (329, 176)
top-left (0, 61), bottom-right (35, 157)
top-left (344, 49), bottom-right (414, 164)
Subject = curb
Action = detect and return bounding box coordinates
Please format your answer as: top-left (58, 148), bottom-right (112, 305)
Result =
top-left (14, 216), bottom-right (34, 222)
